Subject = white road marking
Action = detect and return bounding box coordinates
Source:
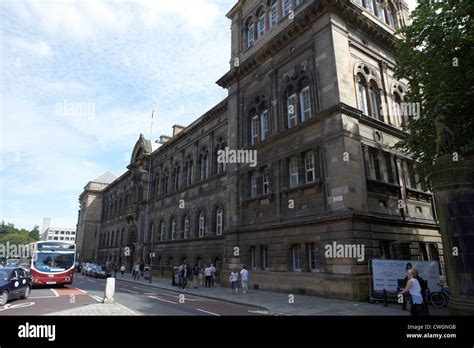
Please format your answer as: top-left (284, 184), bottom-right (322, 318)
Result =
top-left (132, 286), bottom-right (153, 292)
top-left (28, 295), bottom-right (57, 299)
top-left (120, 288), bottom-right (139, 294)
top-left (75, 288), bottom-right (88, 294)
top-left (148, 295), bottom-right (177, 304)
top-left (50, 289), bottom-right (60, 297)
top-left (90, 295), bottom-right (103, 302)
top-left (196, 308), bottom-right (221, 316)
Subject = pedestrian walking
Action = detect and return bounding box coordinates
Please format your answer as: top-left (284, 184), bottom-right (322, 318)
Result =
top-left (113, 263), bottom-right (118, 278)
top-left (192, 263), bottom-right (200, 289)
top-left (229, 269), bottom-right (238, 294)
top-left (139, 261), bottom-right (145, 280)
top-left (240, 265), bottom-right (249, 294)
top-left (133, 263), bottom-right (140, 280)
top-left (199, 265), bottom-right (205, 287)
top-left (204, 265), bottom-right (212, 288)
top-left (400, 268), bottom-right (425, 316)
top-left (120, 264), bottom-right (125, 277)
top-left (210, 263), bottom-right (216, 287)
top-left (178, 261), bottom-right (188, 290)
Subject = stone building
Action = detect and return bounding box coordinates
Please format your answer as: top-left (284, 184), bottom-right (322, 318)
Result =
top-left (76, 171), bottom-right (116, 263)
top-left (80, 0), bottom-right (444, 300)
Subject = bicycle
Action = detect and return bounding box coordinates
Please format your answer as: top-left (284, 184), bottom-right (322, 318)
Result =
top-left (427, 284), bottom-right (450, 308)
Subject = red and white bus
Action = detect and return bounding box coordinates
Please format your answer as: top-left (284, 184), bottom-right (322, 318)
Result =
top-left (29, 241), bottom-right (76, 286)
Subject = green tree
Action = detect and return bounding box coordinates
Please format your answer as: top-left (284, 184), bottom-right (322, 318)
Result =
top-left (29, 225), bottom-right (41, 241)
top-left (394, 0), bottom-right (474, 180)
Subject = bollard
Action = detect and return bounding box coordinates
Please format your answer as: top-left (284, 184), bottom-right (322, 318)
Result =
top-left (103, 277), bottom-right (115, 304)
top-left (383, 289), bottom-right (387, 307)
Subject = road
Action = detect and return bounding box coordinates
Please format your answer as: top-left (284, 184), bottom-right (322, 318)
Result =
top-left (0, 274), bottom-right (269, 316)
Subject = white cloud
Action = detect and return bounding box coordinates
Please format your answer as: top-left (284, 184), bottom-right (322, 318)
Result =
top-left (4, 36), bottom-right (53, 57)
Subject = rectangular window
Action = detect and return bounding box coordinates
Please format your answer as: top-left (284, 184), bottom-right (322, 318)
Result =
top-left (385, 154), bottom-right (395, 183)
top-left (250, 172), bottom-right (257, 198)
top-left (358, 78), bottom-right (368, 115)
top-left (406, 162), bottom-right (418, 189)
top-left (283, 0), bottom-right (292, 16)
top-left (292, 244), bottom-right (302, 271)
top-left (160, 223), bottom-right (165, 241)
top-left (309, 243), bottom-right (320, 271)
top-left (305, 152), bottom-right (315, 183)
top-left (260, 110), bottom-right (269, 141)
top-left (251, 115), bottom-right (259, 145)
top-left (289, 157), bottom-right (299, 188)
top-left (270, 2), bottom-right (278, 27)
top-left (261, 246), bottom-right (269, 270)
top-left (364, 0), bottom-right (373, 14)
top-left (250, 246), bottom-right (257, 270)
top-left (287, 94), bottom-right (297, 128)
top-left (299, 86), bottom-right (312, 121)
top-left (263, 170), bottom-right (270, 194)
top-left (375, 0), bottom-right (386, 22)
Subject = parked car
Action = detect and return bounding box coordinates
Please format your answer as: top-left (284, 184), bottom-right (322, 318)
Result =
top-left (81, 263), bottom-right (90, 275)
top-left (0, 267), bottom-right (31, 306)
top-left (83, 263), bottom-right (95, 276)
top-left (91, 265), bottom-right (111, 279)
top-left (6, 259), bottom-right (20, 267)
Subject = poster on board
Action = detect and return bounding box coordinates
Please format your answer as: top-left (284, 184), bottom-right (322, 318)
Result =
top-left (371, 259), bottom-right (442, 292)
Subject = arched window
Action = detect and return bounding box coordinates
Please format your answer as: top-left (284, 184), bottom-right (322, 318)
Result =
top-left (285, 80), bottom-right (313, 129)
top-left (356, 74), bottom-right (368, 115)
top-left (159, 220), bottom-right (165, 241)
top-left (198, 150), bottom-right (209, 181)
top-left (250, 109), bottom-right (259, 145)
top-left (257, 8), bottom-right (266, 38)
top-left (173, 163), bottom-right (180, 191)
top-left (162, 169), bottom-right (169, 194)
top-left (182, 215), bottom-right (189, 239)
top-left (170, 218), bottom-right (176, 241)
top-left (246, 18), bottom-right (255, 48)
top-left (215, 206), bottom-right (224, 235)
top-left (184, 156), bottom-right (193, 187)
top-left (369, 80), bottom-right (382, 121)
top-left (393, 92), bottom-right (404, 127)
top-left (197, 210), bottom-right (205, 238)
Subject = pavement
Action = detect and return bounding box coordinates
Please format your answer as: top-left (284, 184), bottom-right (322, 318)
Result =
top-left (111, 272), bottom-right (449, 316)
top-left (47, 302), bottom-right (139, 316)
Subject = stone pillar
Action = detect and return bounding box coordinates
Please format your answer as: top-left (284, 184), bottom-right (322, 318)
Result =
top-left (428, 151), bottom-right (474, 315)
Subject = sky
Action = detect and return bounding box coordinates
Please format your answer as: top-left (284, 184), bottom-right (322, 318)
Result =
top-left (0, 0), bottom-right (418, 231)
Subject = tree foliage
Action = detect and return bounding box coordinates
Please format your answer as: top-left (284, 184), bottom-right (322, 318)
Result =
top-left (0, 220), bottom-right (41, 244)
top-left (394, 0), bottom-right (474, 179)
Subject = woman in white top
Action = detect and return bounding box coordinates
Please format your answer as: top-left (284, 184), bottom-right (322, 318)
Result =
top-left (400, 268), bottom-right (423, 316)
top-left (229, 269), bottom-right (238, 294)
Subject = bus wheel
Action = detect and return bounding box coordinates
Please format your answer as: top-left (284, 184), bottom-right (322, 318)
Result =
top-left (21, 286), bottom-right (30, 299)
top-left (0, 290), bottom-right (9, 306)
